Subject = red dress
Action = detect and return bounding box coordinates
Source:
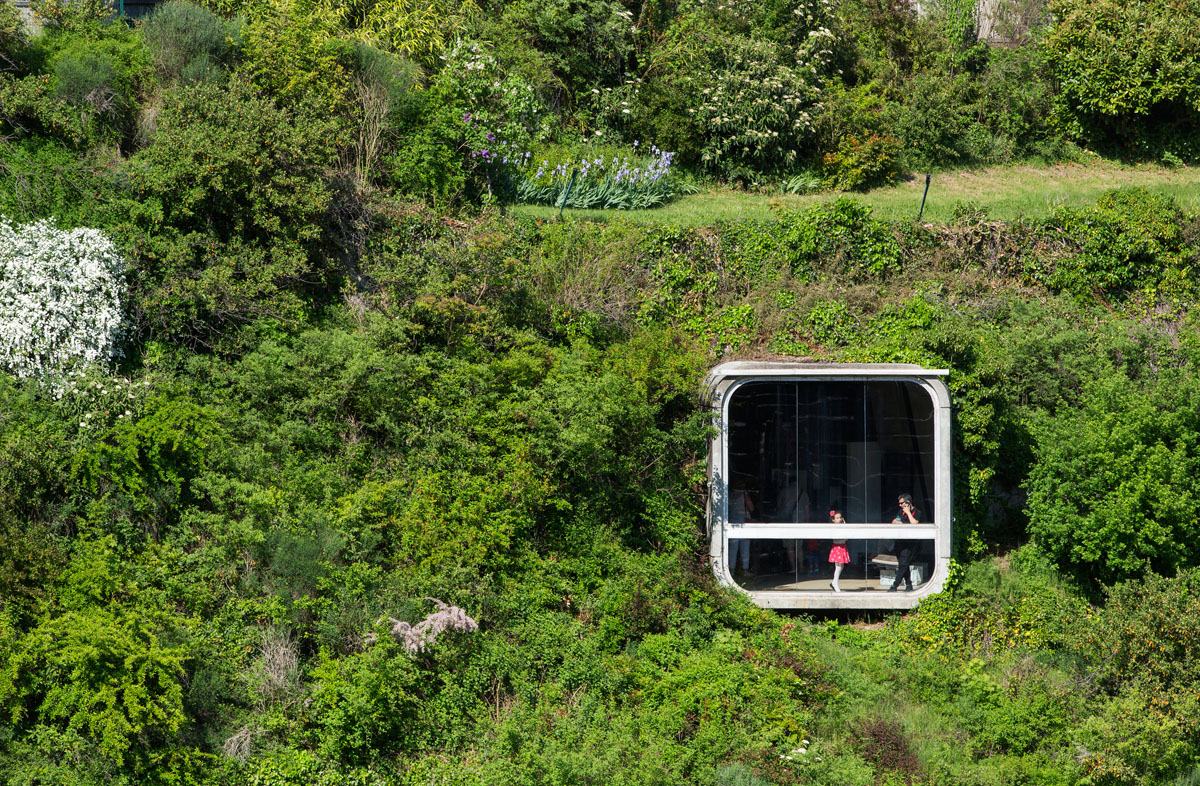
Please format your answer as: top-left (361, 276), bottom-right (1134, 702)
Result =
top-left (828, 541), bottom-right (850, 564)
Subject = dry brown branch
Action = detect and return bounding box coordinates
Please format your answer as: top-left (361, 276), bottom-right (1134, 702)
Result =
top-left (365, 597), bottom-right (479, 654)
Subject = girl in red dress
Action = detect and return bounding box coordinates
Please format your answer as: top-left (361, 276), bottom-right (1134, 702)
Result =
top-left (828, 510), bottom-right (850, 592)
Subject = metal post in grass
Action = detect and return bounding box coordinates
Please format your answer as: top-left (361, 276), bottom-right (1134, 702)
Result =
top-left (557, 168), bottom-right (579, 221)
top-left (917, 173), bottom-right (931, 222)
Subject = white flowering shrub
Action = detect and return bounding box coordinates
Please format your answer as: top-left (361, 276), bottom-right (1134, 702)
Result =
top-left (0, 216), bottom-right (126, 380)
top-left (56, 370), bottom-right (154, 429)
top-left (441, 40), bottom-right (553, 147)
top-left (694, 33), bottom-right (834, 174)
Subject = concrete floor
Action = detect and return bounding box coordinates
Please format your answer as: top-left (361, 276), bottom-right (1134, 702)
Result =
top-left (735, 569), bottom-right (927, 593)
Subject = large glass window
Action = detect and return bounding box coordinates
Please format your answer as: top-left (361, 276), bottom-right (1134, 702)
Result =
top-left (727, 538), bottom-right (935, 592)
top-left (727, 380), bottom-right (936, 526)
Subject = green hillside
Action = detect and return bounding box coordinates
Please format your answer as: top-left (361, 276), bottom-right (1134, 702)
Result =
top-left (4, 0), bottom-right (1200, 783)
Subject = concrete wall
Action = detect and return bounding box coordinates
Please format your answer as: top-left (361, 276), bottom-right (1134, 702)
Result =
top-left (9, 0), bottom-right (37, 32)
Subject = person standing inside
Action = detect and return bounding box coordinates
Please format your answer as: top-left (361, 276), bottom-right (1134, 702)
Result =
top-left (729, 480), bottom-right (757, 576)
top-left (828, 510), bottom-right (850, 592)
top-left (889, 493), bottom-right (922, 592)
top-left (804, 538), bottom-right (821, 575)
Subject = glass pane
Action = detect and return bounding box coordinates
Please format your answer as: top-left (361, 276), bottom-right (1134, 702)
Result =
top-left (727, 538), bottom-right (934, 593)
top-left (727, 380), bottom-right (935, 525)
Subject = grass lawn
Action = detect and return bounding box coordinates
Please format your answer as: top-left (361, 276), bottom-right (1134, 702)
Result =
top-left (510, 159), bottom-right (1200, 225)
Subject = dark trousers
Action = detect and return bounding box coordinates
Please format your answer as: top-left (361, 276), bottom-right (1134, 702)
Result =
top-left (891, 542), bottom-right (915, 590)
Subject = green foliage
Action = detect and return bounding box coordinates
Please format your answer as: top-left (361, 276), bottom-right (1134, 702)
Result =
top-left (5, 0), bottom-right (1200, 773)
top-left (614, 21), bottom-right (707, 166)
top-left (932, 0), bottom-right (978, 50)
top-left (384, 43), bottom-right (552, 206)
top-left (821, 132), bottom-right (902, 191)
top-left (1027, 188), bottom-right (1197, 299)
top-left (1026, 371), bottom-right (1200, 589)
top-left (497, 0), bottom-right (631, 104)
top-left (1072, 570), bottom-right (1200, 784)
top-left (1, 15), bottom-right (150, 149)
top-left (514, 146), bottom-right (680, 210)
top-left (0, 1), bottom-right (25, 73)
top-left (128, 79), bottom-right (333, 243)
top-left (968, 46), bottom-right (1060, 164)
top-left (71, 397), bottom-right (221, 538)
top-left (2, 608), bottom-right (188, 772)
top-left (306, 640), bottom-right (421, 764)
top-left (1043, 0), bottom-right (1200, 156)
top-left (0, 380), bottom-right (70, 619)
top-left (245, 749), bottom-right (386, 786)
top-left (0, 72), bottom-right (90, 146)
top-left (49, 23), bottom-right (151, 143)
top-left (1081, 569), bottom-right (1200, 698)
top-left (125, 79), bottom-right (338, 343)
top-left (141, 0), bottom-right (239, 85)
top-left (805, 299), bottom-right (857, 347)
top-left (338, 457), bottom-right (552, 582)
top-left (885, 549), bottom-right (1088, 660)
top-left (0, 140), bottom-right (120, 225)
top-left (29, 0), bottom-right (116, 32)
top-left (695, 35), bottom-right (825, 175)
top-left (385, 79), bottom-right (472, 205)
top-left (777, 198), bottom-right (903, 279)
top-left (347, 0), bottom-right (477, 66)
top-left (240, 0), bottom-right (354, 113)
top-left (890, 70), bottom-right (972, 170)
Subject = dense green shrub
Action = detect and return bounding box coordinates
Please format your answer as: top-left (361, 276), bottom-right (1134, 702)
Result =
top-left (141, 0), bottom-right (239, 85)
top-left (1081, 569), bottom-right (1200, 698)
top-left (0, 0), bottom-right (27, 73)
top-left (1026, 371), bottom-right (1200, 588)
top-left (777, 198), bottom-right (903, 279)
top-left (0, 72), bottom-right (90, 147)
top-left (968, 45), bottom-right (1059, 163)
top-left (821, 132), bottom-right (901, 190)
top-left (49, 28), bottom-right (151, 146)
top-left (347, 0), bottom-right (474, 68)
top-left (891, 69), bottom-right (972, 169)
top-left (240, 0), bottom-right (354, 114)
top-left (1027, 188), bottom-right (1197, 298)
top-left (124, 79), bottom-right (338, 343)
top-left (71, 397), bottom-right (221, 539)
top-left (695, 35), bottom-right (825, 175)
top-left (0, 140), bottom-right (120, 224)
top-left (1072, 570), bottom-right (1200, 783)
top-left (385, 79), bottom-right (473, 205)
top-left (0, 607), bottom-right (190, 778)
top-left (1, 15), bottom-right (150, 150)
top-left (5, 0), bottom-right (1200, 774)
top-left (385, 40), bottom-right (552, 205)
top-left (305, 638), bottom-right (421, 764)
top-left (0, 379), bottom-right (71, 619)
top-left (495, 0), bottom-right (632, 104)
top-left (613, 19), bottom-right (708, 165)
top-left (885, 550), bottom-right (1088, 660)
top-left (1042, 0), bottom-right (1200, 157)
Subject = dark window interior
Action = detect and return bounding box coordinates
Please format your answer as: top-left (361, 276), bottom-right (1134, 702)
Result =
top-left (727, 380), bottom-right (936, 525)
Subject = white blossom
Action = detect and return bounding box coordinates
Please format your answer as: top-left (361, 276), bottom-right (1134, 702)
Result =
top-left (0, 216), bottom-right (126, 381)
